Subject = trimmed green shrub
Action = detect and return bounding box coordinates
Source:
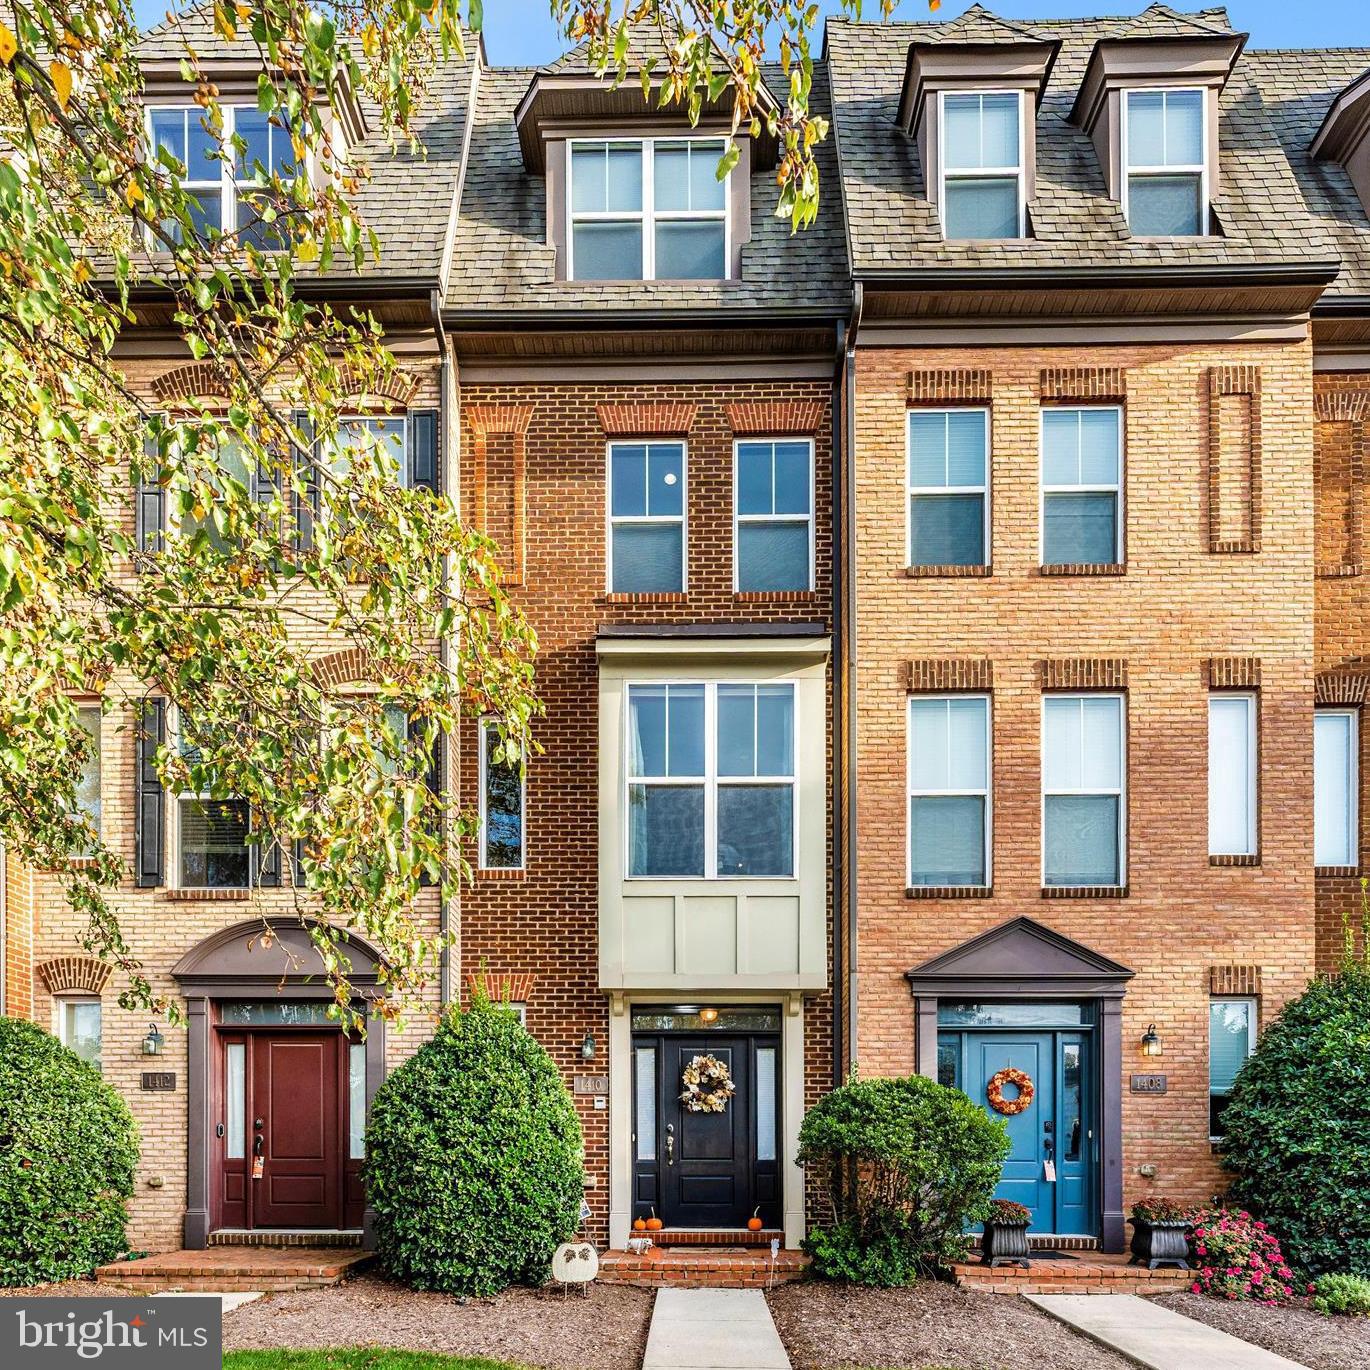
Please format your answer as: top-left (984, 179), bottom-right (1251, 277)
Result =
top-left (363, 998), bottom-right (584, 1295)
top-left (798, 1074), bottom-right (1009, 1285)
top-left (1220, 961), bottom-right (1370, 1277)
top-left (0, 1015), bottom-right (138, 1285)
top-left (1311, 1273), bottom-right (1370, 1317)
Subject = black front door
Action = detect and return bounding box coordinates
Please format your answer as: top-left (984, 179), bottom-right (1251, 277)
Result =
top-left (632, 1029), bottom-right (780, 1229)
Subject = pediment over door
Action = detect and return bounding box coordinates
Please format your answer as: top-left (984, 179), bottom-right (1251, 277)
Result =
top-left (905, 916), bottom-right (1134, 999)
top-left (172, 917), bottom-right (384, 998)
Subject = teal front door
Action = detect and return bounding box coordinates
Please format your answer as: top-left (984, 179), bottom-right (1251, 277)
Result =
top-left (939, 1026), bottom-right (1094, 1236)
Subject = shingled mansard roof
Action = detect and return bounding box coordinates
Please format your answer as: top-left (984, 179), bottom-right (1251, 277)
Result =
top-left (823, 4), bottom-right (1351, 282)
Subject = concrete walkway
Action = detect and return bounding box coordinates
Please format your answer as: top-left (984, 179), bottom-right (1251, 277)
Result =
top-left (643, 1288), bottom-right (790, 1370)
top-left (1026, 1293), bottom-right (1314, 1370)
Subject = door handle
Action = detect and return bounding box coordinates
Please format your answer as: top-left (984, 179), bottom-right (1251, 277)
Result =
top-left (253, 1134), bottom-right (264, 1157)
top-left (215, 1123), bottom-right (224, 1139)
top-left (665, 1124), bottom-right (675, 1167)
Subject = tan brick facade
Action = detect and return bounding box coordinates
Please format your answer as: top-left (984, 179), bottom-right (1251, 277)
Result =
top-left (851, 337), bottom-right (1317, 1221)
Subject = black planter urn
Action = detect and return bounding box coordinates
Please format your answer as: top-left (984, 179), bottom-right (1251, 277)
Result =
top-left (981, 1221), bottom-right (1031, 1269)
top-left (1128, 1218), bottom-right (1191, 1270)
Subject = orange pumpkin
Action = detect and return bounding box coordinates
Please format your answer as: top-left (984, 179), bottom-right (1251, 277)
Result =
top-left (747, 1215), bottom-right (764, 1232)
top-left (633, 1217), bottom-right (647, 1233)
top-left (645, 1217), bottom-right (663, 1232)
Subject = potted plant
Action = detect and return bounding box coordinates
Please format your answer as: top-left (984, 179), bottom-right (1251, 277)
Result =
top-left (981, 1199), bottom-right (1032, 1268)
top-left (1128, 1198), bottom-right (1193, 1270)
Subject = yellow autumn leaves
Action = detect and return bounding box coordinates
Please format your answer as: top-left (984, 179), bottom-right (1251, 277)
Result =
top-left (0, 19), bottom-right (74, 111)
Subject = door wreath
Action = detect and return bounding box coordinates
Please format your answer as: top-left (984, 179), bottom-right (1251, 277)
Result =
top-left (986, 1066), bottom-right (1034, 1116)
top-left (680, 1054), bottom-right (736, 1113)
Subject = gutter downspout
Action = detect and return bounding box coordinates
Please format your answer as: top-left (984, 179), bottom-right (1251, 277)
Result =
top-left (830, 319), bottom-right (844, 1090)
top-left (842, 282), bottom-right (863, 1075)
top-left (432, 287), bottom-right (454, 1011)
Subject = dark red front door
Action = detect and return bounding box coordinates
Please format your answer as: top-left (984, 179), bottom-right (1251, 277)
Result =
top-left (250, 1034), bottom-right (342, 1229)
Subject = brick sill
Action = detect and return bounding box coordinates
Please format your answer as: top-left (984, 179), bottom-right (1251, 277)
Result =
top-left (1317, 564), bottom-right (1363, 579)
top-left (906, 564), bottom-right (991, 579)
top-left (36, 856), bottom-right (101, 873)
top-left (1209, 854), bottom-right (1261, 868)
top-left (476, 867), bottom-right (527, 881)
top-left (166, 887), bottom-right (252, 902)
top-left (603, 592), bottom-right (687, 604)
top-left (907, 885), bottom-right (992, 899)
top-left (1038, 563), bottom-right (1126, 577)
top-left (1316, 866), bottom-right (1361, 878)
top-left (733, 590), bottom-right (819, 602)
top-left (1040, 884), bottom-right (1128, 899)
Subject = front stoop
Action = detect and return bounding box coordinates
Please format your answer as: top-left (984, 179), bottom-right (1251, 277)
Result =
top-left (600, 1246), bottom-right (808, 1288)
top-left (952, 1251), bottom-right (1192, 1296)
top-left (96, 1247), bottom-right (372, 1294)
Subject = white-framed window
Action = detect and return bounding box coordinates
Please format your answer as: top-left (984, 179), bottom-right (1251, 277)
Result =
top-left (479, 718), bottom-right (525, 871)
top-left (328, 414), bottom-right (408, 484)
top-left (1209, 996), bottom-right (1256, 1140)
top-left (72, 703), bottom-right (102, 857)
top-left (908, 409), bottom-right (990, 568)
top-left (568, 137), bottom-right (729, 281)
top-left (1208, 693), bottom-right (1257, 857)
top-left (1042, 694), bottom-right (1125, 888)
top-left (1124, 88), bottom-right (1207, 237)
top-left (148, 104), bottom-right (299, 245)
top-left (56, 996), bottom-right (102, 1072)
top-left (1315, 707), bottom-right (1358, 868)
top-left (499, 1001), bottom-right (528, 1025)
top-left (939, 90), bottom-right (1024, 240)
top-left (1041, 406), bottom-right (1123, 566)
top-left (167, 420), bottom-right (253, 554)
top-left (173, 710), bottom-right (252, 890)
top-left (734, 439), bottom-right (813, 592)
top-left (626, 681), bottom-right (795, 879)
top-left (608, 441), bottom-right (686, 593)
top-left (908, 695), bottom-right (991, 888)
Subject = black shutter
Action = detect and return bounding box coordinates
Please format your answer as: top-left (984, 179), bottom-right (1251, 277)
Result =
top-left (292, 409), bottom-right (319, 551)
top-left (135, 698), bottom-right (165, 888)
top-left (408, 409), bottom-right (438, 494)
top-left (254, 421), bottom-right (280, 513)
top-left (257, 829), bottom-right (282, 887)
top-left (292, 837), bottom-right (307, 888)
top-left (136, 422), bottom-right (165, 556)
top-left (409, 714), bottom-right (443, 887)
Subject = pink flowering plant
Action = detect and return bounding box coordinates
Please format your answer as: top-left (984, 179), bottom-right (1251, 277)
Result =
top-left (1189, 1207), bottom-right (1296, 1304)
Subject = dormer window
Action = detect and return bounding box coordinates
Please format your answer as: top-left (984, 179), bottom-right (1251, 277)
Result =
top-left (1124, 89), bottom-right (1206, 236)
top-left (568, 137), bottom-right (728, 281)
top-left (941, 92), bottom-right (1024, 240)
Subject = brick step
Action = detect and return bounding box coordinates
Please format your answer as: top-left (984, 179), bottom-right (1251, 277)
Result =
top-left (952, 1256), bottom-right (1192, 1297)
top-left (599, 1246), bottom-right (808, 1289)
top-left (649, 1228), bottom-right (785, 1248)
top-left (96, 1248), bottom-right (372, 1294)
top-left (207, 1229), bottom-right (364, 1248)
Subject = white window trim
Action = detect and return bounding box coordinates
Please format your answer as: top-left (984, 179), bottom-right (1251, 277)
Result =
top-left (1208, 692), bottom-right (1258, 858)
top-left (906, 694), bottom-right (993, 889)
top-left (333, 412), bottom-right (410, 487)
top-left (1040, 692), bottom-right (1127, 888)
top-left (73, 701), bottom-right (103, 853)
top-left (54, 994), bottom-right (102, 1071)
top-left (623, 680), bottom-right (798, 881)
top-left (937, 89), bottom-right (1026, 241)
top-left (732, 437), bottom-right (815, 593)
top-left (478, 717), bottom-right (526, 872)
top-left (1121, 86), bottom-right (1209, 238)
top-left (906, 407), bottom-right (991, 568)
top-left (1315, 706), bottom-right (1359, 868)
top-left (1208, 995), bottom-right (1257, 1142)
top-left (606, 440), bottom-right (688, 594)
top-left (145, 103), bottom-right (310, 245)
top-left (169, 706), bottom-right (253, 892)
top-left (1038, 404), bottom-right (1125, 566)
top-left (566, 136), bottom-right (731, 282)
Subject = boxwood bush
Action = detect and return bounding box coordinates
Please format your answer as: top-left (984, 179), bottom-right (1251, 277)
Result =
top-left (1220, 960), bottom-right (1370, 1278)
top-left (798, 1074), bottom-right (1009, 1285)
top-left (0, 1015), bottom-right (138, 1285)
top-left (1311, 1272), bottom-right (1370, 1317)
top-left (363, 997), bottom-right (584, 1295)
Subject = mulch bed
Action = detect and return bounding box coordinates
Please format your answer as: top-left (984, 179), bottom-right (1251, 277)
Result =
top-left (223, 1272), bottom-right (653, 1370)
top-left (1154, 1292), bottom-right (1370, 1370)
top-left (0, 1279), bottom-right (99, 1297)
top-left (767, 1279), bottom-right (1135, 1370)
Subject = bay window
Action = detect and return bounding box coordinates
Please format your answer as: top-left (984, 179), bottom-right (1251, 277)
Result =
top-left (627, 681), bottom-right (795, 878)
top-left (1125, 88), bottom-right (1207, 237)
top-left (940, 91), bottom-right (1024, 240)
top-left (1042, 694), bottom-right (1125, 887)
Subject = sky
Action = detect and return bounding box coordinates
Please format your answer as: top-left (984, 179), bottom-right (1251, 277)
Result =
top-left (130, 1), bottom-right (1370, 63)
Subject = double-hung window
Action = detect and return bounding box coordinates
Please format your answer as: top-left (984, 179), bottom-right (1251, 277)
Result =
top-left (479, 719), bottom-right (525, 871)
top-left (908, 696), bottom-right (991, 888)
top-left (608, 442), bottom-right (685, 593)
top-left (568, 138), bottom-right (728, 281)
top-left (330, 415), bottom-right (408, 482)
top-left (908, 409), bottom-right (989, 568)
top-left (940, 91), bottom-right (1024, 240)
top-left (1209, 997), bottom-right (1256, 1140)
top-left (1041, 407), bottom-right (1123, 566)
top-left (149, 106), bottom-right (222, 240)
top-left (72, 704), bottom-right (102, 857)
top-left (1208, 694), bottom-right (1257, 858)
top-left (169, 421), bottom-right (252, 555)
top-left (175, 714), bottom-right (252, 890)
top-left (627, 682), bottom-right (795, 878)
top-left (57, 998), bottom-right (102, 1071)
top-left (1042, 694), bottom-right (1125, 888)
top-left (1315, 708), bottom-right (1358, 867)
top-left (735, 439), bottom-right (813, 591)
top-left (1124, 89), bottom-right (1206, 237)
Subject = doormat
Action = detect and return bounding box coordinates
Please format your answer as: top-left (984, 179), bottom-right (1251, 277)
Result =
top-left (1024, 1251), bottom-right (1082, 1261)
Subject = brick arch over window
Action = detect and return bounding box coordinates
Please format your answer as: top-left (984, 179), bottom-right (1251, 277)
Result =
top-left (36, 955), bottom-right (112, 996)
top-left (337, 364), bottom-right (423, 408)
top-left (150, 363), bottom-right (233, 406)
top-left (310, 647), bottom-right (378, 688)
top-left (467, 969), bottom-right (537, 1005)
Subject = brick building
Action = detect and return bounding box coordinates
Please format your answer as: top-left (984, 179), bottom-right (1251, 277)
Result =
top-left (4, 2), bottom-right (1370, 1264)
